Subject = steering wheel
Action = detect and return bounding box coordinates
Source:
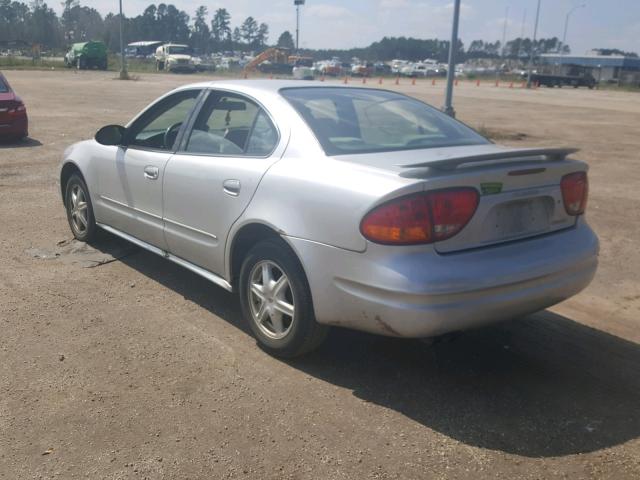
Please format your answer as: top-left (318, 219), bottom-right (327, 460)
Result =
top-left (163, 122), bottom-right (183, 149)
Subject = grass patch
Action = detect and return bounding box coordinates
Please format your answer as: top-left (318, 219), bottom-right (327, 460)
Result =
top-left (596, 83), bottom-right (640, 93)
top-left (0, 56), bottom-right (65, 70)
top-left (477, 125), bottom-right (529, 142)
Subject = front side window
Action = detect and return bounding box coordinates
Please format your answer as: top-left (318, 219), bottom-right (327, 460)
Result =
top-left (184, 91), bottom-right (278, 156)
top-left (127, 90), bottom-right (200, 150)
top-left (281, 87), bottom-right (489, 156)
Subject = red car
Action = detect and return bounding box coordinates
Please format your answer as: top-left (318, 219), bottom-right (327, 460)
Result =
top-left (0, 72), bottom-right (28, 141)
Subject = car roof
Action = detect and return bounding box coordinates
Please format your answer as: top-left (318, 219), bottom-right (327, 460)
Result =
top-left (174, 79), bottom-right (359, 94)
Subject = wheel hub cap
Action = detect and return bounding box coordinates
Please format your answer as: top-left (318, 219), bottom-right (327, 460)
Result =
top-left (69, 184), bottom-right (88, 235)
top-left (248, 261), bottom-right (295, 340)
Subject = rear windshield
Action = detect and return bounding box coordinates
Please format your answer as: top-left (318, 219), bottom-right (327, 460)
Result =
top-left (0, 77), bottom-right (8, 93)
top-left (280, 87), bottom-right (489, 156)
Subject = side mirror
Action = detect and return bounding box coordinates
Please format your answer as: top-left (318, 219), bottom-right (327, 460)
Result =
top-left (95, 125), bottom-right (126, 146)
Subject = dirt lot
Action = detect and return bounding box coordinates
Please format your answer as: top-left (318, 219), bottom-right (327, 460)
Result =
top-left (1, 70), bottom-right (639, 479)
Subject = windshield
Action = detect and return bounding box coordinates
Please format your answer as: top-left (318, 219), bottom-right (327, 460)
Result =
top-left (167, 46), bottom-right (190, 55)
top-left (281, 87), bottom-right (489, 156)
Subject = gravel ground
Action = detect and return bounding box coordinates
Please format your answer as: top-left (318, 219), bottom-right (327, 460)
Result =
top-left (0, 70), bottom-right (639, 479)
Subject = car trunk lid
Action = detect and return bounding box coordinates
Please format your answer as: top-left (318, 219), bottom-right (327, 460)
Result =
top-left (340, 145), bottom-right (585, 253)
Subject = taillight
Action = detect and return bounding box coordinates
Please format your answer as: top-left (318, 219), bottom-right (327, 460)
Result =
top-left (561, 171), bottom-right (588, 216)
top-left (360, 188), bottom-right (479, 245)
top-left (8, 101), bottom-right (26, 115)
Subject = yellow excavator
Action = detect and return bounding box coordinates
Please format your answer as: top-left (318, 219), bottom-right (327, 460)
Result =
top-left (243, 47), bottom-right (292, 74)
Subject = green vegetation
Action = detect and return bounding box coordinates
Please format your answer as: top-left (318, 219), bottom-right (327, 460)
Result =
top-left (0, 56), bottom-right (65, 69)
top-left (596, 83), bottom-right (640, 92)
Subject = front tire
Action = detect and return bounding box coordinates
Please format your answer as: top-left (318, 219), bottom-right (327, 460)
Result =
top-left (239, 239), bottom-right (328, 357)
top-left (64, 174), bottom-right (97, 242)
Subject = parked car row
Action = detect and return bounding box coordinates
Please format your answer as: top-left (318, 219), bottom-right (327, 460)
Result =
top-left (312, 58), bottom-right (446, 78)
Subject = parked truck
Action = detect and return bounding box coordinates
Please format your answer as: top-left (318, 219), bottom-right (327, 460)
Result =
top-left (528, 72), bottom-right (596, 89)
top-left (64, 41), bottom-right (108, 70)
top-left (154, 44), bottom-right (197, 73)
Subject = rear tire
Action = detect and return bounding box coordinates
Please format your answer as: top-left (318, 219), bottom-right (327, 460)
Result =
top-left (239, 238), bottom-right (328, 357)
top-left (64, 174), bottom-right (97, 242)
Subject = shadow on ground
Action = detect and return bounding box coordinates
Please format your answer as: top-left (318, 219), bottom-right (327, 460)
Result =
top-left (0, 137), bottom-right (42, 148)
top-left (94, 233), bottom-right (640, 458)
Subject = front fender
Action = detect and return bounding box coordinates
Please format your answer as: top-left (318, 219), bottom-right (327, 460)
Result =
top-left (59, 139), bottom-right (104, 206)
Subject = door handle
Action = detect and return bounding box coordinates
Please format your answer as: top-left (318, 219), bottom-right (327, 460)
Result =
top-left (143, 165), bottom-right (159, 180)
top-left (223, 179), bottom-right (241, 196)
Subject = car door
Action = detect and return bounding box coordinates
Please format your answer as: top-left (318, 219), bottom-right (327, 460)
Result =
top-left (96, 89), bottom-right (201, 248)
top-left (162, 89), bottom-right (284, 275)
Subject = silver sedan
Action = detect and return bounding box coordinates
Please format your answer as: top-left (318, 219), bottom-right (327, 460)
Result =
top-left (60, 80), bottom-right (598, 356)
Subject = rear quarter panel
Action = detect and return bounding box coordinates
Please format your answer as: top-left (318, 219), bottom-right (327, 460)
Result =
top-left (232, 152), bottom-right (422, 255)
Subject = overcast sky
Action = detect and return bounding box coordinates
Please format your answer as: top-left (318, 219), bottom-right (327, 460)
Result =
top-left (66, 1), bottom-right (640, 54)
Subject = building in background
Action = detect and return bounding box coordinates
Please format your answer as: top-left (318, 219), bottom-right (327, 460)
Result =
top-left (540, 51), bottom-right (640, 85)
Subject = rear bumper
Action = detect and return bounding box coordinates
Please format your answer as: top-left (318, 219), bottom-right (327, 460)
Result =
top-left (0, 115), bottom-right (28, 138)
top-left (287, 221), bottom-right (599, 337)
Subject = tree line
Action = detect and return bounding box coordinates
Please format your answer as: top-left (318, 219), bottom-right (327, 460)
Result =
top-left (0, 1), bottom-right (277, 53)
top-left (2, 1), bottom-right (636, 61)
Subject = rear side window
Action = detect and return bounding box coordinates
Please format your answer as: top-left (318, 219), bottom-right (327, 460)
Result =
top-left (185, 91), bottom-right (278, 156)
top-left (0, 77), bottom-right (8, 93)
top-left (281, 87), bottom-right (489, 156)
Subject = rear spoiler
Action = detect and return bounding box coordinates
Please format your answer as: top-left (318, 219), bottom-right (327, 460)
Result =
top-left (398, 147), bottom-right (579, 172)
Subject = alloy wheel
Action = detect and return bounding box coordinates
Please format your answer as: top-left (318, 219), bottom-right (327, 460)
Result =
top-left (69, 184), bottom-right (89, 235)
top-left (248, 260), bottom-right (295, 340)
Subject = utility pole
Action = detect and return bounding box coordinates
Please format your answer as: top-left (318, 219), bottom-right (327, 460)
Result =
top-left (501, 6), bottom-right (509, 57)
top-left (517, 8), bottom-right (527, 59)
top-left (119, 0), bottom-right (128, 79)
top-left (526, 0), bottom-right (541, 88)
top-left (497, 5), bottom-right (509, 83)
top-left (562, 4), bottom-right (585, 54)
top-left (294, 0), bottom-right (305, 53)
top-left (442, 0), bottom-right (461, 117)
